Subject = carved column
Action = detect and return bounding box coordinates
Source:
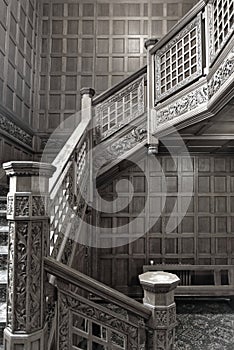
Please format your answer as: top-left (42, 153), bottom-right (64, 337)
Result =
top-left (2, 161), bottom-right (56, 350)
top-left (139, 271), bottom-right (180, 350)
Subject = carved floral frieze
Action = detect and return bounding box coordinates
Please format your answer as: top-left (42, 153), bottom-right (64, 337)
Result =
top-left (94, 124), bottom-right (147, 172)
top-left (157, 85), bottom-right (208, 125)
top-left (7, 196), bottom-right (14, 215)
top-left (0, 114), bottom-right (33, 147)
top-left (14, 222), bottom-right (28, 331)
top-left (32, 196), bottom-right (46, 216)
top-left (208, 49), bottom-right (234, 99)
top-left (15, 196), bottom-right (30, 217)
top-left (29, 222), bottom-right (43, 331)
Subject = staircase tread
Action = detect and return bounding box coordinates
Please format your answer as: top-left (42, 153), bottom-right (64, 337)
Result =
top-left (0, 227), bottom-right (8, 232)
top-left (0, 271), bottom-right (7, 284)
top-left (0, 302), bottom-right (6, 323)
top-left (0, 247), bottom-right (7, 254)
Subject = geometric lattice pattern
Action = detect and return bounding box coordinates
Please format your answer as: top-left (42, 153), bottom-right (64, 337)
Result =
top-left (160, 27), bottom-right (198, 94)
top-left (213, 0), bottom-right (234, 53)
top-left (72, 313), bottom-right (126, 350)
top-left (155, 14), bottom-right (202, 101)
top-left (95, 76), bottom-right (145, 139)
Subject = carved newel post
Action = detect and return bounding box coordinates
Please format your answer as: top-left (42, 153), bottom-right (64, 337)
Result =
top-left (2, 161), bottom-right (56, 350)
top-left (139, 271), bottom-right (180, 350)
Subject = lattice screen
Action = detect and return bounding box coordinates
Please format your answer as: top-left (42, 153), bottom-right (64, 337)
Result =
top-left (155, 14), bottom-right (202, 102)
top-left (213, 0), bottom-right (234, 53)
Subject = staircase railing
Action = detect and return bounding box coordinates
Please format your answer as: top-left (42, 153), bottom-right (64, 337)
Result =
top-left (93, 66), bottom-right (147, 142)
top-left (44, 257), bottom-right (180, 350)
top-left (147, 0), bottom-right (234, 134)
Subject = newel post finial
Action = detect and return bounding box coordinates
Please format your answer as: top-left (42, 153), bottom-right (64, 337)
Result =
top-left (80, 87), bottom-right (95, 122)
top-left (139, 271), bottom-right (180, 350)
top-left (2, 161), bottom-right (56, 350)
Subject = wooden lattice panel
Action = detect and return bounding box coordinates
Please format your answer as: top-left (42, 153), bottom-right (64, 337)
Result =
top-left (155, 13), bottom-right (203, 102)
top-left (72, 313), bottom-right (127, 350)
top-left (213, 0), bottom-right (234, 53)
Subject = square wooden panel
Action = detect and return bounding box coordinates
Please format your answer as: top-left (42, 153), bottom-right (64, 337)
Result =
top-left (115, 259), bottom-right (129, 285)
top-left (198, 238), bottom-right (211, 254)
top-left (116, 196), bottom-right (129, 213)
top-left (198, 176), bottom-right (210, 192)
top-left (149, 176), bottom-right (162, 192)
top-left (149, 217), bottom-right (162, 233)
top-left (181, 216), bottom-right (194, 233)
top-left (131, 237), bottom-right (145, 254)
top-left (165, 238), bottom-right (178, 254)
top-left (166, 176), bottom-right (178, 192)
top-left (181, 196), bottom-right (194, 212)
top-left (181, 176), bottom-right (193, 192)
top-left (149, 196), bottom-right (162, 214)
top-left (214, 176), bottom-right (227, 192)
top-left (198, 158), bottom-right (211, 172)
top-left (198, 197), bottom-right (210, 212)
top-left (149, 237), bottom-right (161, 254)
top-left (182, 238), bottom-right (194, 254)
top-left (216, 238), bottom-right (228, 254)
top-left (215, 217), bottom-right (227, 233)
top-left (214, 196), bottom-right (227, 213)
top-left (198, 217), bottom-right (211, 233)
top-left (165, 196), bottom-right (177, 213)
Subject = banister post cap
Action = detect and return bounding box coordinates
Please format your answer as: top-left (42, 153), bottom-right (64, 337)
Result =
top-left (144, 38), bottom-right (159, 50)
top-left (80, 87), bottom-right (95, 98)
top-left (139, 271), bottom-right (180, 293)
top-left (3, 161), bottom-right (56, 178)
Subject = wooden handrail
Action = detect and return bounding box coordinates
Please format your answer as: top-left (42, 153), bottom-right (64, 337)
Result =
top-left (92, 66), bottom-right (147, 106)
top-left (44, 257), bottom-right (151, 320)
top-left (49, 115), bottom-right (90, 195)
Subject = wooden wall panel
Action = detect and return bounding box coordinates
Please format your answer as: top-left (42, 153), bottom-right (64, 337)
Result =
top-left (0, 0), bottom-right (39, 128)
top-left (96, 155), bottom-right (234, 297)
top-left (39, 0), bottom-right (198, 132)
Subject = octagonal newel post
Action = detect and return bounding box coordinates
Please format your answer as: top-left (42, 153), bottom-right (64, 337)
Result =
top-left (2, 161), bottom-right (56, 350)
top-left (139, 271), bottom-right (180, 350)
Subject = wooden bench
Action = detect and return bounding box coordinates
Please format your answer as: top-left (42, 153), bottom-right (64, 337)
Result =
top-left (143, 265), bottom-right (234, 298)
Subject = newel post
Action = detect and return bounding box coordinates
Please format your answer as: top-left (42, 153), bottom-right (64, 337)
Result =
top-left (139, 271), bottom-right (180, 350)
top-left (80, 87), bottom-right (95, 122)
top-left (2, 161), bottom-right (56, 350)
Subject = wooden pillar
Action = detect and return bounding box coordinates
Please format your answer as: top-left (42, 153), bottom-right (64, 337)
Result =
top-left (139, 271), bottom-right (180, 350)
top-left (2, 161), bottom-right (56, 350)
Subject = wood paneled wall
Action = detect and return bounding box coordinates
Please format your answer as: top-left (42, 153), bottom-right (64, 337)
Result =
top-left (0, 0), bottom-right (39, 128)
top-left (96, 155), bottom-right (234, 297)
top-left (39, 0), bottom-right (198, 132)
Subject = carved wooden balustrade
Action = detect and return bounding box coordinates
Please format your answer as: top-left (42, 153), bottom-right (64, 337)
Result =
top-left (48, 89), bottom-right (95, 264)
top-left (147, 0), bottom-right (234, 135)
top-left (44, 257), bottom-right (180, 350)
top-left (92, 67), bottom-right (148, 176)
